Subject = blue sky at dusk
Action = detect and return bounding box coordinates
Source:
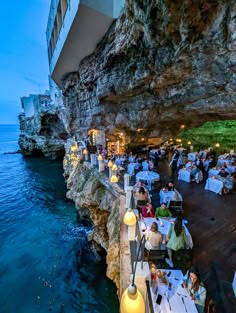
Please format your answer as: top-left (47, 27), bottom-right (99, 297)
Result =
top-left (0, 1), bottom-right (51, 124)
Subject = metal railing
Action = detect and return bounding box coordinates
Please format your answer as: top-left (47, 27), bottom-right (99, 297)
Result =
top-left (145, 280), bottom-right (154, 313)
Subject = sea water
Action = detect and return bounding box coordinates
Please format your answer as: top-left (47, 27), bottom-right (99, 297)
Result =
top-left (0, 125), bottom-right (118, 313)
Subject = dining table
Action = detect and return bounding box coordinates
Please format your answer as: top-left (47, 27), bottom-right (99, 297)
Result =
top-left (205, 177), bottom-right (224, 194)
top-left (139, 217), bottom-right (193, 249)
top-left (159, 189), bottom-right (183, 207)
top-left (178, 168), bottom-right (191, 183)
top-left (150, 269), bottom-right (198, 313)
top-left (136, 171), bottom-right (160, 190)
top-left (216, 158), bottom-right (231, 167)
top-left (187, 152), bottom-right (197, 161)
top-left (208, 168), bottom-right (220, 177)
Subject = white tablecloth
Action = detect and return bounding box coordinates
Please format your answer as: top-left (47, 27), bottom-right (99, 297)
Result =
top-left (178, 169), bottom-right (191, 183)
top-left (151, 269), bottom-right (198, 313)
top-left (159, 190), bottom-right (183, 205)
top-left (136, 171), bottom-right (160, 190)
top-left (205, 177), bottom-right (223, 194)
top-left (140, 217), bottom-right (193, 249)
top-left (208, 168), bottom-right (220, 177)
top-left (216, 159), bottom-right (230, 167)
top-left (127, 163), bottom-right (137, 175)
top-left (199, 150), bottom-right (208, 159)
top-left (226, 165), bottom-right (236, 174)
top-left (203, 159), bottom-right (210, 171)
top-left (187, 153), bottom-right (197, 161)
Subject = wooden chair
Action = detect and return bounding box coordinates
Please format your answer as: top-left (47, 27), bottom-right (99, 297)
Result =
top-left (168, 200), bottom-right (183, 216)
top-left (205, 299), bottom-right (216, 313)
top-left (147, 248), bottom-right (166, 262)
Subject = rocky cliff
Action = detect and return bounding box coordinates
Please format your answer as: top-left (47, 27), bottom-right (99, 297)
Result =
top-left (18, 109), bottom-right (68, 159)
top-left (63, 143), bottom-right (123, 290)
top-left (61, 0), bottom-right (236, 143)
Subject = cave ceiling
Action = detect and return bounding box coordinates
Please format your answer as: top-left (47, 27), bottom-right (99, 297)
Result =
top-left (61, 0), bottom-right (236, 143)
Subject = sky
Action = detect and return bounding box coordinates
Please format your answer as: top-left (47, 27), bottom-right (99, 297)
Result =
top-left (0, 1), bottom-right (51, 124)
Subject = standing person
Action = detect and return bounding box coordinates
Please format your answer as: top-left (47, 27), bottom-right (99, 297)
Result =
top-left (170, 149), bottom-right (179, 179)
top-left (134, 187), bottom-right (149, 217)
top-left (165, 216), bottom-right (187, 268)
top-left (182, 266), bottom-right (207, 313)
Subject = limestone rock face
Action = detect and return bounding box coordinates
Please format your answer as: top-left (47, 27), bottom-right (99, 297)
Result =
top-left (61, 0), bottom-right (236, 142)
top-left (18, 111), bottom-right (68, 159)
top-left (63, 148), bottom-right (121, 289)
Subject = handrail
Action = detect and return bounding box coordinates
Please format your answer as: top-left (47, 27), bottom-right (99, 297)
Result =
top-left (145, 280), bottom-right (154, 313)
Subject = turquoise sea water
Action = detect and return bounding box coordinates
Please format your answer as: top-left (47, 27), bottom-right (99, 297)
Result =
top-left (0, 125), bottom-right (118, 313)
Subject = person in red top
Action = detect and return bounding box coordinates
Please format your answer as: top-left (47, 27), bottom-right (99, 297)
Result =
top-left (142, 202), bottom-right (155, 218)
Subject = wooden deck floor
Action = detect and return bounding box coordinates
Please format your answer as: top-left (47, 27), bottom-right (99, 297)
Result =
top-left (149, 159), bottom-right (236, 312)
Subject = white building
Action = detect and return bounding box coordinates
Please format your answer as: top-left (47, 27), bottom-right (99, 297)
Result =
top-left (46, 0), bottom-right (125, 87)
top-left (21, 93), bottom-right (52, 118)
top-left (21, 95), bottom-right (38, 118)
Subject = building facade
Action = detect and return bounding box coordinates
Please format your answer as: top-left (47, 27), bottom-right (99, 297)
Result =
top-left (21, 93), bottom-right (52, 118)
top-left (46, 0), bottom-right (125, 87)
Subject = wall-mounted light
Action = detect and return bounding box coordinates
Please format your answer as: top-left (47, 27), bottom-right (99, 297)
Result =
top-left (181, 124), bottom-right (185, 129)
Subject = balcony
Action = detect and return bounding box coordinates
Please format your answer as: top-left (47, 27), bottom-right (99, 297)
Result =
top-left (46, 0), bottom-right (125, 87)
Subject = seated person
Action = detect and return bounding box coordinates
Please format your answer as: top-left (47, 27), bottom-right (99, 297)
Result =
top-left (218, 167), bottom-right (229, 178)
top-left (182, 266), bottom-right (207, 313)
top-left (134, 187), bottom-right (150, 216)
top-left (142, 159), bottom-right (149, 171)
top-left (165, 216), bottom-right (188, 268)
top-left (145, 222), bottom-right (162, 251)
top-left (190, 164), bottom-right (200, 180)
top-left (166, 181), bottom-right (175, 191)
top-left (133, 180), bottom-right (149, 194)
top-left (185, 161), bottom-right (193, 169)
top-left (142, 202), bottom-right (154, 218)
top-left (155, 203), bottom-right (172, 218)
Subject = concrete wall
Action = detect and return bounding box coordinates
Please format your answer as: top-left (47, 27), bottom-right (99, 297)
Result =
top-left (21, 95), bottom-right (37, 118)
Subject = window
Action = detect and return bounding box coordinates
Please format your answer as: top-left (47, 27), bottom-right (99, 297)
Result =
top-left (61, 0), bottom-right (68, 20)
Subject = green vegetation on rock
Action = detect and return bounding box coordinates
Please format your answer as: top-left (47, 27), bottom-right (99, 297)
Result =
top-left (178, 120), bottom-right (236, 151)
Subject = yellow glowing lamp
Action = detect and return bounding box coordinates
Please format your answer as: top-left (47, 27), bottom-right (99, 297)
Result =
top-left (71, 144), bottom-right (78, 152)
top-left (120, 285), bottom-right (145, 313)
top-left (110, 174), bottom-right (118, 183)
top-left (215, 143), bottom-right (220, 147)
top-left (123, 208), bottom-right (136, 226)
top-left (108, 160), bottom-right (113, 168)
top-left (187, 141), bottom-right (192, 145)
top-left (83, 149), bottom-right (88, 155)
top-left (97, 154), bottom-right (103, 161)
top-left (112, 164), bottom-right (118, 171)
